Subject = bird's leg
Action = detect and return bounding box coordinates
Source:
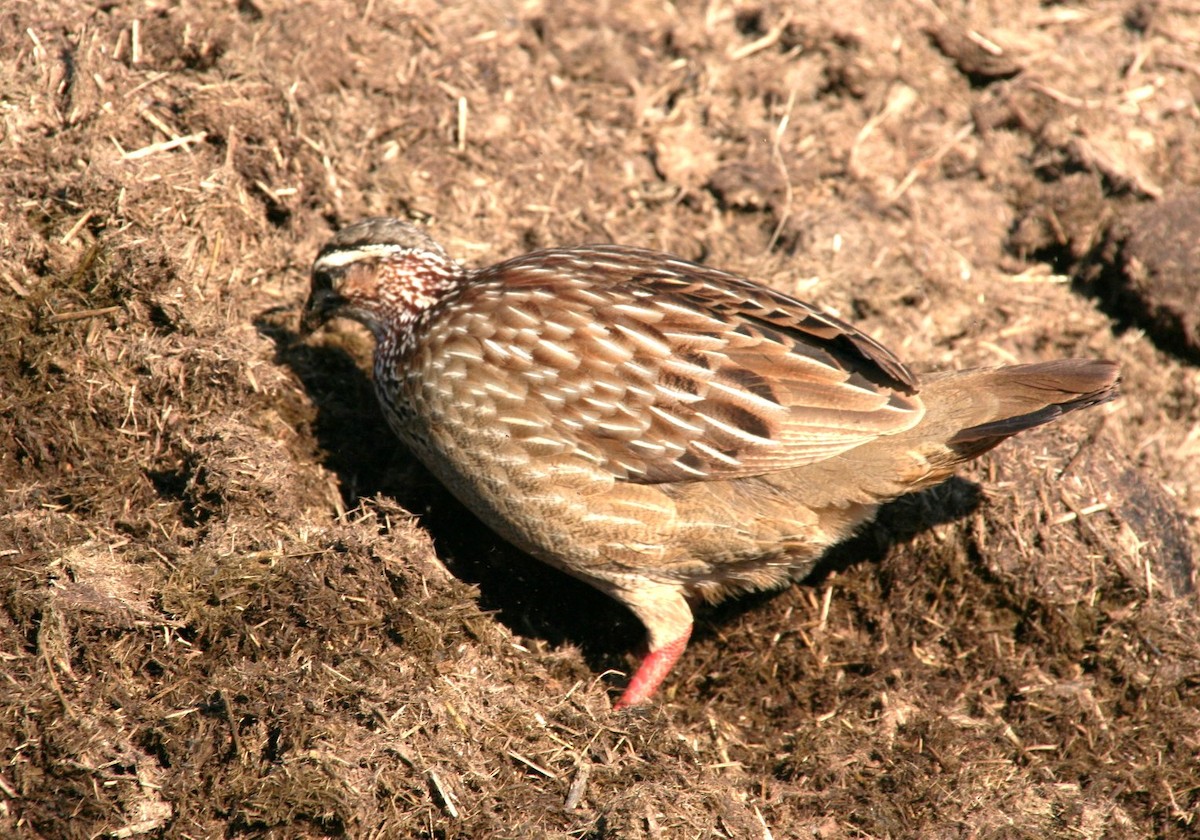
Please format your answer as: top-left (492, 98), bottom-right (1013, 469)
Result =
top-left (615, 627), bottom-right (692, 709)
top-left (613, 585), bottom-right (694, 710)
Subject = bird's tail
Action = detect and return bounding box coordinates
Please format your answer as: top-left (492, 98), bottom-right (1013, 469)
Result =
top-left (810, 359), bottom-right (1119, 504)
top-left (929, 359), bottom-right (1120, 462)
top-left (921, 360), bottom-right (1118, 463)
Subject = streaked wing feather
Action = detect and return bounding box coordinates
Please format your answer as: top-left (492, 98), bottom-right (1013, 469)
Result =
top-left (455, 246), bottom-right (925, 483)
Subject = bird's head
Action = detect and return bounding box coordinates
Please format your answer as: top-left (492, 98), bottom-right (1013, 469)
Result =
top-left (302, 217), bottom-right (462, 341)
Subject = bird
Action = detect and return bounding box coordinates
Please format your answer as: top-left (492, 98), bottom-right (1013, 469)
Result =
top-left (301, 217), bottom-right (1119, 710)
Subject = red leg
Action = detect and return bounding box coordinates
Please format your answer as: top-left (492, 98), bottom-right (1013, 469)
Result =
top-left (614, 625), bottom-right (692, 710)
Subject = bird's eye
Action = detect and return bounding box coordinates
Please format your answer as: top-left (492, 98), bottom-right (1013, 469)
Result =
top-left (311, 266), bottom-right (339, 293)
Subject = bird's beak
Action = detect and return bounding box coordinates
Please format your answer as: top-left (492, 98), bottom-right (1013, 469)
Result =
top-left (300, 286), bottom-right (341, 335)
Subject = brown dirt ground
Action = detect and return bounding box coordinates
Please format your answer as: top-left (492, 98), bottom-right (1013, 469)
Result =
top-left (2, 0), bottom-right (1199, 837)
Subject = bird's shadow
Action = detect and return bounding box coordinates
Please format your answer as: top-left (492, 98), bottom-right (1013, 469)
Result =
top-left (257, 306), bottom-right (983, 694)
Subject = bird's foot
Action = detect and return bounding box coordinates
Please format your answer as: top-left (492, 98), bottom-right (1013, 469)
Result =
top-left (613, 626), bottom-right (692, 710)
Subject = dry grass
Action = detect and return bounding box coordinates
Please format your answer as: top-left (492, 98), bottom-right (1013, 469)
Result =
top-left (1, 0), bottom-right (1197, 836)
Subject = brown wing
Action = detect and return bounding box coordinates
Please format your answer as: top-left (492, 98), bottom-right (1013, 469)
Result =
top-left (445, 245), bottom-right (924, 483)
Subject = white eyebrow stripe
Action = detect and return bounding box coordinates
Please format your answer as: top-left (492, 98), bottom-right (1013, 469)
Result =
top-left (315, 244), bottom-right (408, 269)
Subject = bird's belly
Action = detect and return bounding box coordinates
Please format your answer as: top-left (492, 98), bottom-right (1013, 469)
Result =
top-left (379, 377), bottom-right (880, 602)
top-left (381, 379), bottom-right (688, 587)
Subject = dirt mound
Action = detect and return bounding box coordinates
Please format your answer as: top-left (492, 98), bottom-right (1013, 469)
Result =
top-left (2, 1), bottom-right (1197, 837)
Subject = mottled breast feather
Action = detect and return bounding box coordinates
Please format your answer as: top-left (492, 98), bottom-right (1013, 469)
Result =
top-left (432, 246), bottom-right (925, 484)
